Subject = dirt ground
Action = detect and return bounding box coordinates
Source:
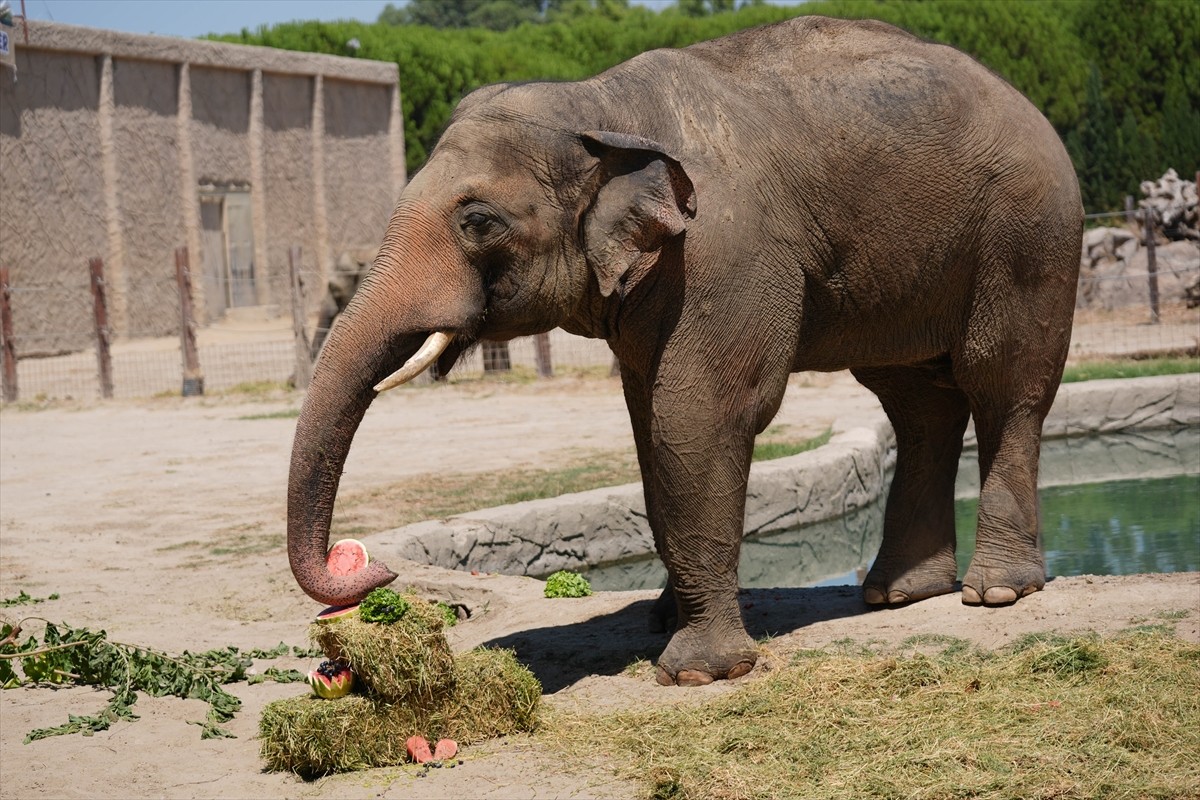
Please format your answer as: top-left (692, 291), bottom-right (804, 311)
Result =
top-left (1, 371), bottom-right (1197, 800)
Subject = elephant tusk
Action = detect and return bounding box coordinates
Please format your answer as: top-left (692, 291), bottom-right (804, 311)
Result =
top-left (373, 331), bottom-right (454, 393)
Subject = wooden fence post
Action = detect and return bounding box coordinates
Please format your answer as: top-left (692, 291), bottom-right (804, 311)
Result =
top-left (175, 247), bottom-right (204, 396)
top-left (1142, 209), bottom-right (1160, 325)
top-left (88, 257), bottom-right (114, 399)
top-left (533, 332), bottom-right (552, 378)
top-left (482, 341), bottom-right (511, 373)
top-left (288, 246), bottom-right (312, 390)
top-left (0, 266), bottom-right (17, 402)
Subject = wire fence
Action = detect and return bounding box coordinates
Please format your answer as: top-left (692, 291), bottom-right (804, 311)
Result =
top-left (2, 239), bottom-right (1196, 405)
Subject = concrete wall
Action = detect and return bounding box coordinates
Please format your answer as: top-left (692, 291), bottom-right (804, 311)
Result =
top-left (378, 373), bottom-right (1200, 577)
top-left (0, 21), bottom-right (404, 354)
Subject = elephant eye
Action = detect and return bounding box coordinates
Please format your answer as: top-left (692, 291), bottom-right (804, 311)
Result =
top-left (460, 208), bottom-right (505, 239)
top-left (464, 212), bottom-right (492, 230)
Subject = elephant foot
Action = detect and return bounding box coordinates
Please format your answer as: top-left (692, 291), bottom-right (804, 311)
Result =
top-left (961, 556), bottom-right (1044, 606)
top-left (654, 624), bottom-right (757, 687)
top-left (861, 549), bottom-right (958, 606)
top-left (648, 583), bottom-right (677, 633)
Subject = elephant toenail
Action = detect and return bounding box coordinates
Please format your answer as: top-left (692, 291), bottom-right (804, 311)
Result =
top-left (863, 586), bottom-right (887, 605)
top-left (656, 666), bottom-right (676, 686)
top-left (983, 586), bottom-right (1019, 605)
top-left (675, 669), bottom-right (715, 687)
top-left (887, 590), bottom-right (912, 605)
top-left (961, 585), bottom-right (982, 605)
top-left (726, 661), bottom-right (754, 680)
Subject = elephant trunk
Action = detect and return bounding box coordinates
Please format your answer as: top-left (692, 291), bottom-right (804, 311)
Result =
top-left (286, 205), bottom-right (480, 607)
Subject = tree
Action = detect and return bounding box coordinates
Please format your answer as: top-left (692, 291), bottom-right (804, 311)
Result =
top-left (674, 0), bottom-right (762, 16)
top-left (1159, 74), bottom-right (1200, 178)
top-left (1068, 65), bottom-right (1121, 212)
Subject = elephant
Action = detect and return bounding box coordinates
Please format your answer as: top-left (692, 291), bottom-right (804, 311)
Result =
top-left (310, 248), bottom-right (376, 359)
top-left (287, 15), bottom-right (1082, 687)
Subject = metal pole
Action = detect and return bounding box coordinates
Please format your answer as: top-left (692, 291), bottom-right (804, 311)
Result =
top-left (175, 247), bottom-right (205, 396)
top-left (289, 246), bottom-right (313, 390)
top-left (0, 266), bottom-right (18, 402)
top-left (89, 257), bottom-right (114, 399)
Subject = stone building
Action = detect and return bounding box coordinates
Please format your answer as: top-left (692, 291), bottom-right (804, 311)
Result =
top-left (0, 20), bottom-right (404, 353)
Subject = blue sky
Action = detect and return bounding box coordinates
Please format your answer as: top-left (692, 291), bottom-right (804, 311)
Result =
top-left (20, 0), bottom-right (707, 39)
top-left (22, 0), bottom-right (398, 38)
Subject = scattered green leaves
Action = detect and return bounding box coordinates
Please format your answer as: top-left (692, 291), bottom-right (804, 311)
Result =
top-left (1, 591), bottom-right (60, 607)
top-left (1, 620), bottom-right (310, 742)
top-left (544, 570), bottom-right (593, 599)
top-left (358, 588), bottom-right (411, 624)
top-left (435, 601), bottom-right (458, 628)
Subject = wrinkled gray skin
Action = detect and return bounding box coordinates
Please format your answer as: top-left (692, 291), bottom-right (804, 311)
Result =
top-left (288, 16), bottom-right (1082, 686)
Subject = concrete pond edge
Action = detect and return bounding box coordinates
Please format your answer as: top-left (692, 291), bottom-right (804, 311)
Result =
top-left (376, 373), bottom-right (1200, 579)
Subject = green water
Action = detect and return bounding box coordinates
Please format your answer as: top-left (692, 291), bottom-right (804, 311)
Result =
top-left (956, 474), bottom-right (1200, 579)
top-left (579, 428), bottom-right (1200, 591)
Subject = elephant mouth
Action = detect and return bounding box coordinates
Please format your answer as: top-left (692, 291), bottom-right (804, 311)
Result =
top-left (374, 331), bottom-right (456, 393)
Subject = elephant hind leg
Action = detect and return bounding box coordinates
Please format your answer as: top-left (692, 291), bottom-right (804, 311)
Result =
top-left (853, 360), bottom-right (970, 606)
top-left (958, 396), bottom-right (1050, 606)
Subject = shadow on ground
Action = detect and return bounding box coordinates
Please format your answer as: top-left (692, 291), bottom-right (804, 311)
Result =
top-left (483, 585), bottom-right (880, 693)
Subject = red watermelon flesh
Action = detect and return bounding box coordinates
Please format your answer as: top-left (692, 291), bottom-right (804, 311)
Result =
top-left (307, 660), bottom-right (355, 699)
top-left (326, 538), bottom-right (369, 576)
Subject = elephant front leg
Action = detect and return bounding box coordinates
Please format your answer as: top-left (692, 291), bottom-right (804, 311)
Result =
top-left (648, 398), bottom-right (760, 687)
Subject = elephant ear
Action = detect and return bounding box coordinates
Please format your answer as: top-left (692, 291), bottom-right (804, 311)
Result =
top-left (579, 131), bottom-right (697, 298)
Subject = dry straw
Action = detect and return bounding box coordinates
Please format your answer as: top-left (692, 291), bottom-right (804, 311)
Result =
top-left (260, 647), bottom-right (540, 776)
top-left (309, 601), bottom-right (455, 704)
top-left (261, 593), bottom-right (541, 776)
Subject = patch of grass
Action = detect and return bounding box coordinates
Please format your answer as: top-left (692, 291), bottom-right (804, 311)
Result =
top-left (1061, 355), bottom-right (1199, 383)
top-left (333, 429), bottom-right (836, 536)
top-left (332, 455), bottom-right (641, 535)
top-left (209, 532), bottom-right (283, 558)
top-left (219, 380), bottom-right (292, 397)
top-left (752, 428), bottom-right (832, 462)
top-left (1155, 609), bottom-right (1191, 620)
top-left (545, 631), bottom-right (1200, 799)
top-left (237, 408), bottom-right (300, 420)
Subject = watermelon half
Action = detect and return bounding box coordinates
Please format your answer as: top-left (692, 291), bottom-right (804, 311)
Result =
top-left (326, 538), bottom-right (369, 576)
top-left (315, 603), bottom-right (359, 623)
top-left (307, 660), bottom-right (355, 699)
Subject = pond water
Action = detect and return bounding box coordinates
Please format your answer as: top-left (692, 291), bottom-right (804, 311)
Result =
top-left (579, 426), bottom-right (1200, 592)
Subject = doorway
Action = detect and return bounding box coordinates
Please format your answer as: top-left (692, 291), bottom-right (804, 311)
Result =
top-left (199, 186), bottom-right (257, 320)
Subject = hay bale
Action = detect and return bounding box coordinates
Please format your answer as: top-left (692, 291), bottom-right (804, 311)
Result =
top-left (438, 648), bottom-right (542, 739)
top-left (259, 647), bottom-right (541, 776)
top-left (310, 597), bottom-right (454, 704)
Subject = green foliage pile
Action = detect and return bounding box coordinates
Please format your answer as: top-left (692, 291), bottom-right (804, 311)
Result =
top-left (544, 570), bottom-right (593, 598)
top-left (547, 629), bottom-right (1200, 799)
top-left (217, 0), bottom-right (1197, 213)
top-left (356, 586), bottom-right (412, 624)
top-left (262, 592), bottom-right (541, 776)
top-left (0, 617), bottom-right (309, 741)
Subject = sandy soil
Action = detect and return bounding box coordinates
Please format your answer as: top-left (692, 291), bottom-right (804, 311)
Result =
top-left (1, 371), bottom-right (1196, 800)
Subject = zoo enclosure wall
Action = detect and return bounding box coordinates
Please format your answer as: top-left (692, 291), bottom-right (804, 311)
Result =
top-left (0, 20), bottom-right (405, 358)
top-left (0, 233), bottom-right (1195, 404)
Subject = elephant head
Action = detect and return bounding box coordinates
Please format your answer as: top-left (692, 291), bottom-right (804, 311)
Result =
top-left (287, 85), bottom-right (696, 606)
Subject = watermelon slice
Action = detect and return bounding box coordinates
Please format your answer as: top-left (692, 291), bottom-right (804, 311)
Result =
top-left (315, 603), bottom-right (359, 623)
top-left (433, 738), bottom-right (458, 760)
top-left (326, 538), bottom-right (369, 576)
top-left (307, 660), bottom-right (355, 699)
top-left (406, 735), bottom-right (433, 764)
